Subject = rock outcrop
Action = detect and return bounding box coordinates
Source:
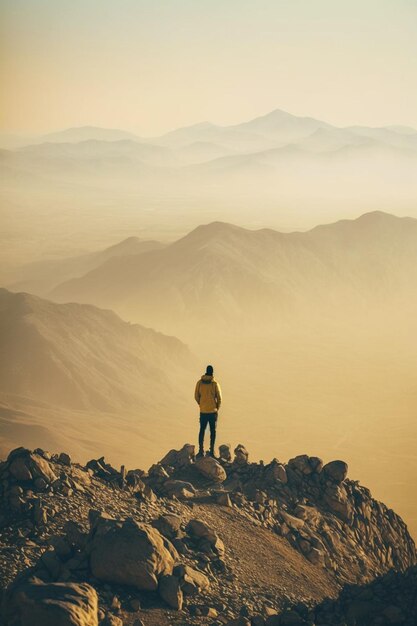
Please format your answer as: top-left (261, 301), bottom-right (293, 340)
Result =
top-left (0, 444), bottom-right (415, 626)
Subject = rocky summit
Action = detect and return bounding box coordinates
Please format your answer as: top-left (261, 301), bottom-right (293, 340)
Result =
top-left (0, 444), bottom-right (416, 626)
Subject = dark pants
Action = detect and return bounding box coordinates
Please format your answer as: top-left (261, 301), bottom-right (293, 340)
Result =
top-left (199, 412), bottom-right (217, 452)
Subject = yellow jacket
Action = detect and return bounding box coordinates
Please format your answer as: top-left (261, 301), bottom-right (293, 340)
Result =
top-left (194, 375), bottom-right (222, 413)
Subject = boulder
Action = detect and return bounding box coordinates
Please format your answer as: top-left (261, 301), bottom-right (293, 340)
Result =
top-left (147, 463), bottom-right (170, 480)
top-left (158, 574), bottom-right (183, 610)
top-left (174, 564), bottom-right (210, 594)
top-left (134, 480), bottom-right (156, 502)
top-left (70, 466), bottom-right (91, 487)
top-left (160, 444), bottom-right (195, 469)
top-left (233, 445), bottom-right (249, 465)
top-left (89, 517), bottom-right (176, 590)
top-left (163, 479), bottom-right (196, 499)
top-left (64, 521), bottom-right (88, 550)
top-left (306, 547), bottom-right (324, 565)
top-left (7, 448), bottom-right (58, 484)
top-left (85, 457), bottom-right (118, 479)
top-left (323, 484), bottom-right (353, 522)
top-left (219, 444), bottom-right (232, 462)
top-left (266, 459), bottom-right (288, 484)
top-left (5, 581), bottom-right (98, 626)
top-left (152, 514), bottom-right (182, 539)
top-left (186, 518), bottom-right (225, 556)
top-left (58, 452), bottom-right (71, 466)
top-left (323, 460), bottom-right (348, 484)
top-left (309, 456), bottom-right (324, 473)
top-left (186, 519), bottom-right (218, 543)
top-left (195, 456), bottom-right (227, 482)
top-left (288, 454), bottom-right (314, 475)
top-left (279, 510), bottom-right (305, 530)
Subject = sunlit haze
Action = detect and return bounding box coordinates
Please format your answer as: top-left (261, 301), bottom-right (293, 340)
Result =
top-left (1, 0), bottom-right (417, 135)
top-left (1, 0), bottom-right (417, 571)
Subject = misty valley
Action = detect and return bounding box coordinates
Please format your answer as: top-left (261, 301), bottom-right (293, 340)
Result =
top-left (1, 107), bottom-right (417, 626)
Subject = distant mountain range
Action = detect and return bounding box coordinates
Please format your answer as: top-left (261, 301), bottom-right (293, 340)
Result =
top-left (2, 108), bottom-right (417, 237)
top-left (48, 211), bottom-right (417, 338)
top-left (2, 108), bottom-right (417, 166)
top-left (8, 237), bottom-right (165, 295)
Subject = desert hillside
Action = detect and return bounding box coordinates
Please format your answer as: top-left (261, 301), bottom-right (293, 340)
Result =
top-left (0, 289), bottom-right (195, 463)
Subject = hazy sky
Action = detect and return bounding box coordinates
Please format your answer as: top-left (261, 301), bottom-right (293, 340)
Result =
top-left (1, 0), bottom-right (417, 135)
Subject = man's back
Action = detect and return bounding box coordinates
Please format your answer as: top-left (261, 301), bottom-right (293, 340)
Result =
top-left (195, 373), bottom-right (222, 413)
top-left (195, 365), bottom-right (222, 457)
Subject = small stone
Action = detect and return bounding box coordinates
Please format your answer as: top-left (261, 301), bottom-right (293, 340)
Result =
top-left (158, 574), bottom-right (183, 610)
top-left (201, 605), bottom-right (218, 618)
top-left (217, 492), bottom-right (232, 507)
top-left (111, 595), bottom-right (121, 610)
top-left (152, 514), bottom-right (182, 539)
top-left (382, 605), bottom-right (405, 623)
top-left (219, 444), bottom-right (232, 462)
top-left (59, 452), bottom-right (71, 466)
top-left (226, 618), bottom-right (251, 626)
top-left (104, 615), bottom-right (123, 626)
top-left (233, 445), bottom-right (249, 465)
top-left (34, 477), bottom-right (48, 491)
top-left (129, 597), bottom-right (141, 611)
top-left (163, 479), bottom-right (196, 499)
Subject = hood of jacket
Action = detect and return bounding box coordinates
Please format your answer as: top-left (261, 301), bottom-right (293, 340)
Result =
top-left (201, 374), bottom-right (215, 384)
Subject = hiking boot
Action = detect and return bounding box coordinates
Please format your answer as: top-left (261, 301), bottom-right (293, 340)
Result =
top-left (196, 450), bottom-right (204, 459)
top-left (208, 450), bottom-right (216, 459)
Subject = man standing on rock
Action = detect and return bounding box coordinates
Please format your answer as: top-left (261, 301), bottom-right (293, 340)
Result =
top-left (194, 365), bottom-right (222, 458)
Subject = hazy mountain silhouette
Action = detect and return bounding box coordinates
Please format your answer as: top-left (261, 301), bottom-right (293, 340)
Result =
top-left (0, 288), bottom-right (192, 412)
top-left (0, 289), bottom-right (197, 460)
top-left (2, 109), bottom-right (416, 253)
top-left (2, 109), bottom-right (417, 251)
top-left (150, 109), bottom-right (331, 151)
top-left (231, 107), bottom-right (332, 139)
top-left (38, 125), bottom-right (142, 143)
top-left (8, 236), bottom-right (165, 295)
top-left (50, 211), bottom-right (417, 337)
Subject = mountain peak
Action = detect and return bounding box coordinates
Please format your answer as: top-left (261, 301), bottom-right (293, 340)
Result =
top-left (235, 108), bottom-right (332, 134)
top-left (309, 210), bottom-right (416, 236)
top-left (174, 221), bottom-right (247, 247)
top-left (1, 442), bottom-right (415, 625)
top-left (39, 126), bottom-right (141, 144)
top-left (357, 209), bottom-right (402, 222)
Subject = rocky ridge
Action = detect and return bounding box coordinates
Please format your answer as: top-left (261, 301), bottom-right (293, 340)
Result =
top-left (0, 444), bottom-right (416, 626)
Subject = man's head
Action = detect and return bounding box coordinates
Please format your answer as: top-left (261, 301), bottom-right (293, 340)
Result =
top-left (206, 365), bottom-right (214, 376)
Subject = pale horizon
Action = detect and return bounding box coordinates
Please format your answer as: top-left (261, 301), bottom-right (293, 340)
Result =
top-left (3, 105), bottom-right (417, 141)
top-left (1, 0), bottom-right (417, 135)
